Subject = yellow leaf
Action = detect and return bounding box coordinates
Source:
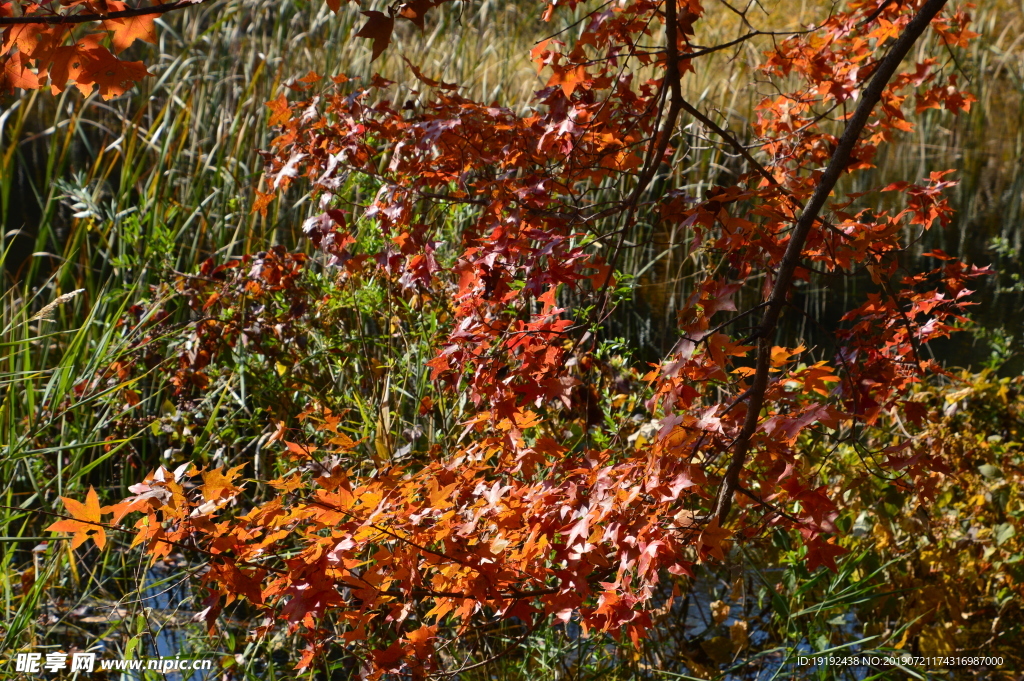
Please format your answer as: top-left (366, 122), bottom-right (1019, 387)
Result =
top-left (918, 623), bottom-right (956, 655)
top-left (710, 599), bottom-right (730, 625)
top-left (200, 464), bottom-right (246, 502)
top-left (729, 620), bottom-right (749, 649)
top-left (770, 344), bottom-right (805, 368)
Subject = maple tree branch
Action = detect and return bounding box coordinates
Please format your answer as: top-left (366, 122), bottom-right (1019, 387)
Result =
top-left (620, 2), bottom-right (683, 212)
top-left (858, 0), bottom-right (898, 27)
top-left (0, 501), bottom-right (287, 575)
top-left (382, 585), bottom-right (559, 601)
top-left (712, 0), bottom-right (950, 524)
top-left (431, 623), bottom-right (534, 678)
top-left (0, 0), bottom-right (200, 25)
top-left (592, 0), bottom-right (684, 321)
top-left (308, 499), bottom-right (475, 568)
top-left (677, 96), bottom-right (783, 191)
top-left (17, 499), bottom-right (557, 603)
top-left (608, 29), bottom-right (806, 63)
top-left (307, 498), bottom-right (566, 599)
top-left (537, 0), bottom-right (616, 42)
top-left (681, 31), bottom-right (765, 60)
top-left (880, 276), bottom-right (926, 368)
top-left (735, 485), bottom-right (807, 527)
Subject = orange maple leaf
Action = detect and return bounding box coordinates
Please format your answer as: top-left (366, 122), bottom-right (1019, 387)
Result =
top-left (252, 190), bottom-right (275, 218)
top-left (1, 51), bottom-right (40, 92)
top-left (265, 93), bottom-right (291, 127)
top-left (40, 35), bottom-right (103, 94)
top-left (75, 46), bottom-right (151, 100)
top-left (284, 440), bottom-right (318, 460)
top-left (268, 474), bottom-right (304, 494)
top-left (769, 343), bottom-right (806, 369)
top-left (697, 517), bottom-right (731, 562)
top-left (200, 463), bottom-right (246, 501)
top-left (404, 624), bottom-right (437, 658)
top-left (46, 485), bottom-right (108, 550)
top-left (103, 13), bottom-right (157, 54)
top-left (547, 64), bottom-right (587, 98)
top-left (585, 259), bottom-right (616, 290)
top-left (2, 22), bottom-right (43, 55)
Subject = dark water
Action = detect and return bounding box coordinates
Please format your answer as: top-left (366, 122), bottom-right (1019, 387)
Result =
top-left (610, 130), bottom-right (1024, 378)
top-left (141, 567), bottom-right (208, 681)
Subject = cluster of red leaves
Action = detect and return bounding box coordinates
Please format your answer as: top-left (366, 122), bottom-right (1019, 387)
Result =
top-left (91, 247), bottom-right (315, 413)
top-left (166, 248), bottom-right (313, 395)
top-left (46, 0), bottom-right (989, 676)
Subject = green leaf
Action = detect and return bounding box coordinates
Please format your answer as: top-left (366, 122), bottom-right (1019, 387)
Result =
top-left (994, 522), bottom-right (1016, 545)
top-left (978, 464), bottom-right (1003, 479)
top-left (125, 635), bottom-right (140, 658)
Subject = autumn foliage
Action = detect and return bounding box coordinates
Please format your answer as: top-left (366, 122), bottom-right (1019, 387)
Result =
top-left (22, 0), bottom-right (993, 675)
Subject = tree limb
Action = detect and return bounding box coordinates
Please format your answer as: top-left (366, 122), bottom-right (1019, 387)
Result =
top-left (712, 0), bottom-right (949, 523)
top-left (0, 0), bottom-right (199, 26)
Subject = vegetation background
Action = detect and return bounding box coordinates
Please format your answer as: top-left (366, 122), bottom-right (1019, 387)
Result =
top-left (1, 0), bottom-right (1023, 678)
